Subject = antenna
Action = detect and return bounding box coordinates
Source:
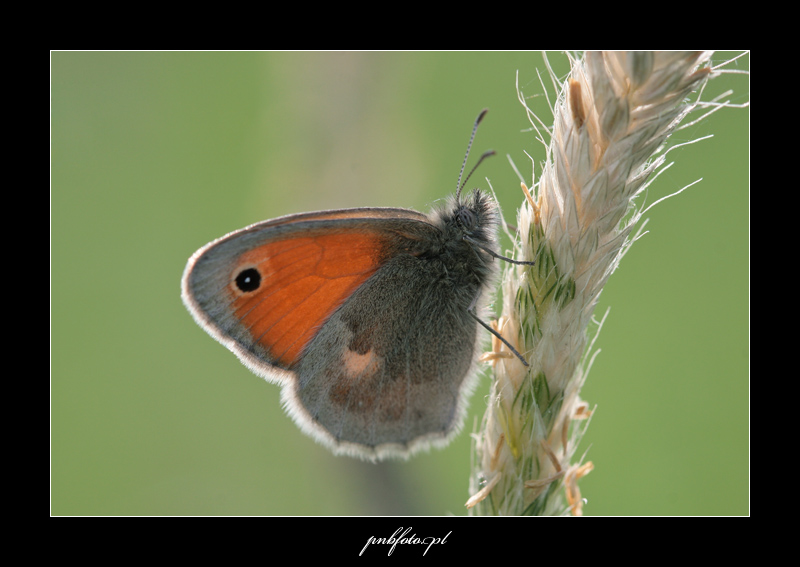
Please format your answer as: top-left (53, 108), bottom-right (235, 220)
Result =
top-left (456, 109), bottom-right (493, 202)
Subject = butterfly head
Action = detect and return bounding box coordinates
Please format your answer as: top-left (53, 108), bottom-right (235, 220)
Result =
top-left (450, 188), bottom-right (497, 247)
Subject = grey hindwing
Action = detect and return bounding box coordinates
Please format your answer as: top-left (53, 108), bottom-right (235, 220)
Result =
top-left (294, 245), bottom-right (482, 449)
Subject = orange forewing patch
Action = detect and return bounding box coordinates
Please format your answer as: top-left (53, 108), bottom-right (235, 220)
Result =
top-left (230, 231), bottom-right (385, 368)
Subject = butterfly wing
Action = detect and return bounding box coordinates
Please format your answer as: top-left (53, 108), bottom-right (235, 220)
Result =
top-left (289, 247), bottom-right (482, 460)
top-left (182, 207), bottom-right (485, 460)
top-left (182, 207), bottom-right (429, 372)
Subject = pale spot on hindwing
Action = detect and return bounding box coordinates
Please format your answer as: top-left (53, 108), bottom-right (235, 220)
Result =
top-left (342, 346), bottom-right (380, 378)
top-left (336, 344), bottom-right (386, 413)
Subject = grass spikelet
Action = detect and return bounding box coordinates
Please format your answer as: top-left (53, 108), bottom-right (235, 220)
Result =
top-left (467, 51), bottom-right (743, 516)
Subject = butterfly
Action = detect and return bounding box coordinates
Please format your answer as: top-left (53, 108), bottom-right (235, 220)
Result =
top-left (181, 110), bottom-right (531, 461)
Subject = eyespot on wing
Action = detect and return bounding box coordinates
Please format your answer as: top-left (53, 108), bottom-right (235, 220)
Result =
top-left (182, 211), bottom-right (434, 373)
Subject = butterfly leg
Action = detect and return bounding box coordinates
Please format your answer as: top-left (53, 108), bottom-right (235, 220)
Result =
top-left (463, 235), bottom-right (535, 266)
top-left (466, 295), bottom-right (528, 366)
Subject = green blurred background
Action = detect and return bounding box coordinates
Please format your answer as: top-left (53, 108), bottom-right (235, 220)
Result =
top-left (51, 51), bottom-right (749, 516)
